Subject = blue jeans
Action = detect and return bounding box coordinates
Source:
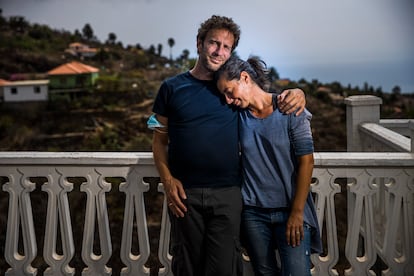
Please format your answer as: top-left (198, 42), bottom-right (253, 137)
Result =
top-left (242, 206), bottom-right (312, 276)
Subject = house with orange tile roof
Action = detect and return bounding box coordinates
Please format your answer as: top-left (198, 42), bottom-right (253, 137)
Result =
top-left (0, 79), bottom-right (49, 102)
top-left (65, 42), bottom-right (98, 58)
top-left (47, 61), bottom-right (99, 92)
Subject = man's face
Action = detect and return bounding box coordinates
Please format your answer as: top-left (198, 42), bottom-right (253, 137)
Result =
top-left (197, 28), bottom-right (235, 73)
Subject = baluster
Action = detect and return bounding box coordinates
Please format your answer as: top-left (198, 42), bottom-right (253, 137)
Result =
top-left (3, 168), bottom-right (37, 275)
top-left (380, 169), bottom-right (414, 275)
top-left (156, 182), bottom-right (173, 276)
top-left (311, 168), bottom-right (342, 276)
top-left (80, 168), bottom-right (112, 275)
top-left (345, 169), bottom-right (377, 276)
top-left (42, 168), bottom-right (75, 276)
top-left (119, 166), bottom-right (150, 276)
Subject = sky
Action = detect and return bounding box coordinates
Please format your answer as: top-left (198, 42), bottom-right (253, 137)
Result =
top-left (1, 0), bottom-right (414, 93)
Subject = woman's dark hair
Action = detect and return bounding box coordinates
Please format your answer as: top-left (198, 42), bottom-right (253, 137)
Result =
top-left (215, 55), bottom-right (271, 91)
top-left (197, 15), bottom-right (241, 52)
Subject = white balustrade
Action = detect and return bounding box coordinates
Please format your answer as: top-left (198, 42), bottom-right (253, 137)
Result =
top-left (0, 152), bottom-right (158, 276)
top-left (0, 151), bottom-right (413, 276)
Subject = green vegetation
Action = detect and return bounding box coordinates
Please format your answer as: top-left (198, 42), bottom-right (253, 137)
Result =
top-left (0, 13), bottom-right (413, 152)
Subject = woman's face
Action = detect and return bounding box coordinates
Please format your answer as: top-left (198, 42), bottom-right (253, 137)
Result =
top-left (216, 72), bottom-right (250, 108)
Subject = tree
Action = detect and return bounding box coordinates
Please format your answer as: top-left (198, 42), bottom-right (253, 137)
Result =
top-left (73, 29), bottom-right (82, 40)
top-left (375, 87), bottom-right (383, 98)
top-left (392, 85), bottom-right (401, 95)
top-left (107, 32), bottom-right (117, 44)
top-left (330, 81), bottom-right (343, 95)
top-left (148, 44), bottom-right (156, 55)
top-left (29, 24), bottom-right (52, 40)
top-left (94, 47), bottom-right (109, 63)
top-left (180, 49), bottom-right (190, 60)
top-left (157, 43), bottom-right (163, 56)
top-left (177, 49), bottom-right (191, 70)
top-left (9, 16), bottom-right (29, 33)
top-left (0, 8), bottom-right (5, 26)
top-left (268, 67), bottom-right (279, 83)
top-left (82, 23), bottom-right (94, 41)
top-left (363, 82), bottom-right (369, 93)
top-left (168, 37), bottom-right (175, 61)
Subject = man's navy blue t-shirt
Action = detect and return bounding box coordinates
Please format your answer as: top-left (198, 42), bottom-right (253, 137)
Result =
top-left (152, 71), bottom-right (241, 188)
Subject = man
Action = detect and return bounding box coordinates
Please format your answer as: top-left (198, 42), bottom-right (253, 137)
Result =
top-left (149, 15), bottom-right (306, 276)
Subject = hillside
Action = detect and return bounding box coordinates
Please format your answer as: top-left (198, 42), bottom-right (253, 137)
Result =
top-left (0, 14), bottom-right (413, 153)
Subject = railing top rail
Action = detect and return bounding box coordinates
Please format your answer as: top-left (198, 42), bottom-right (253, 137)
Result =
top-left (314, 152), bottom-right (414, 167)
top-left (380, 118), bottom-right (411, 124)
top-left (359, 122), bottom-right (410, 152)
top-left (0, 151), bottom-right (413, 167)
top-left (0, 151), bottom-right (155, 165)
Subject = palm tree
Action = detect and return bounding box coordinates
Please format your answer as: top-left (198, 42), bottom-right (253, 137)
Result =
top-left (168, 37), bottom-right (175, 61)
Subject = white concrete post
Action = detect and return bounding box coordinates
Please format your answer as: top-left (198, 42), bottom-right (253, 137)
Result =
top-left (410, 120), bottom-right (414, 153)
top-left (344, 95), bottom-right (382, 151)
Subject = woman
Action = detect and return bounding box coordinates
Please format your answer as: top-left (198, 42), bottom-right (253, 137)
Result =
top-left (215, 55), bottom-right (322, 276)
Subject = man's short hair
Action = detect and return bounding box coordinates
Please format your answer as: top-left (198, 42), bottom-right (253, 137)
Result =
top-left (197, 15), bottom-right (241, 52)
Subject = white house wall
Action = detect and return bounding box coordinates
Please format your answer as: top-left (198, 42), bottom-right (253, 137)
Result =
top-left (3, 84), bottom-right (48, 102)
